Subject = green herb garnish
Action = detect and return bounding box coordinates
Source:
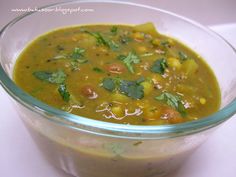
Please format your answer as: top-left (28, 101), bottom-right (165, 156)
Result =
top-left (33, 71), bottom-right (52, 81)
top-left (160, 41), bottom-right (170, 48)
top-left (49, 70), bottom-right (67, 84)
top-left (77, 58), bottom-right (88, 64)
top-left (58, 84), bottom-right (70, 102)
top-left (71, 47), bottom-right (85, 59)
top-left (110, 26), bottom-right (118, 35)
top-left (179, 51), bottom-right (188, 61)
top-left (85, 31), bottom-right (107, 46)
top-left (93, 67), bottom-right (104, 73)
top-left (118, 52), bottom-right (140, 73)
top-left (136, 76), bottom-right (145, 84)
top-left (69, 47), bottom-right (88, 70)
top-left (119, 35), bottom-right (132, 44)
top-left (52, 55), bottom-right (67, 60)
top-left (33, 70), bottom-right (70, 102)
top-left (50, 47), bottom-right (87, 64)
top-left (117, 54), bottom-right (126, 60)
top-left (150, 58), bottom-right (168, 75)
top-left (155, 92), bottom-right (186, 116)
top-left (85, 31), bottom-right (119, 50)
top-left (102, 78), bottom-right (116, 92)
top-left (102, 77), bottom-right (144, 99)
top-left (70, 61), bottom-right (79, 71)
top-left (141, 53), bottom-right (154, 57)
top-left (33, 70), bottom-right (66, 84)
top-left (119, 79), bottom-right (144, 99)
top-left (107, 40), bottom-right (119, 51)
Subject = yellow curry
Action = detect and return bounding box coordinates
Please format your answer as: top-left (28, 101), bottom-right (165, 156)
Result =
top-left (14, 23), bottom-right (221, 125)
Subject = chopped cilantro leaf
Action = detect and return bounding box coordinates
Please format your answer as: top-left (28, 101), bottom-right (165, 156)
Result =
top-left (85, 31), bottom-right (119, 50)
top-left (33, 71), bottom-right (52, 81)
top-left (71, 47), bottom-right (88, 63)
top-left (101, 77), bottom-right (145, 99)
top-left (117, 54), bottom-right (127, 60)
top-left (77, 58), bottom-right (88, 64)
top-left (85, 31), bottom-right (107, 46)
top-left (71, 47), bottom-right (85, 59)
top-left (119, 52), bottom-right (140, 73)
top-left (33, 70), bottom-right (66, 84)
top-left (155, 92), bottom-right (186, 116)
top-left (160, 41), bottom-right (170, 48)
top-left (128, 84), bottom-right (144, 99)
top-left (136, 76), bottom-right (145, 84)
top-left (178, 101), bottom-right (187, 117)
top-left (93, 67), bottom-right (104, 73)
top-left (107, 40), bottom-right (119, 51)
top-left (94, 32), bottom-right (108, 46)
top-left (120, 82), bottom-right (143, 99)
top-left (58, 84), bottom-right (70, 102)
top-left (52, 55), bottom-right (67, 60)
top-left (179, 51), bottom-right (188, 61)
top-left (70, 61), bottom-right (79, 71)
top-left (119, 35), bottom-right (132, 44)
top-left (119, 79), bottom-right (144, 99)
top-left (49, 70), bottom-right (66, 84)
top-left (33, 70), bottom-right (69, 102)
top-left (150, 58), bottom-right (168, 75)
top-left (48, 47), bottom-right (87, 71)
top-left (111, 26), bottom-right (118, 35)
top-left (102, 78), bottom-right (116, 91)
top-left (141, 53), bottom-right (154, 57)
top-left (51, 47), bottom-right (86, 63)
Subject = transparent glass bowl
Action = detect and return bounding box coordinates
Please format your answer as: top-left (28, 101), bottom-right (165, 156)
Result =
top-left (1, 1), bottom-right (236, 177)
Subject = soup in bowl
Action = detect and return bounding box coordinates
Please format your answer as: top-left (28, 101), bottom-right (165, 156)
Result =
top-left (0, 1), bottom-right (236, 177)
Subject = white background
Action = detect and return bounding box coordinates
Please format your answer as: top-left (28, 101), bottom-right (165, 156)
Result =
top-left (0, 1), bottom-right (236, 177)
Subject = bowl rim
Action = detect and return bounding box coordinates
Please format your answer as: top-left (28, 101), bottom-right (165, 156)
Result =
top-left (0, 0), bottom-right (236, 139)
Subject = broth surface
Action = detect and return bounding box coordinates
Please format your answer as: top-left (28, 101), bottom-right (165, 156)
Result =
top-left (14, 23), bottom-right (221, 125)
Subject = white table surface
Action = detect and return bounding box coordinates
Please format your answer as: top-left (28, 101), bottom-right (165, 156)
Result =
top-left (0, 21), bottom-right (236, 177)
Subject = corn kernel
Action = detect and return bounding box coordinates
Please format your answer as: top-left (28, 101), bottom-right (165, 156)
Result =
top-left (141, 81), bottom-right (153, 95)
top-left (167, 39), bottom-right (174, 45)
top-left (199, 97), bottom-right (206, 104)
top-left (111, 106), bottom-right (124, 117)
top-left (152, 38), bottom-right (160, 46)
top-left (137, 46), bottom-right (147, 53)
top-left (97, 46), bottom-right (108, 53)
top-left (132, 32), bottom-right (145, 41)
top-left (182, 59), bottom-right (199, 75)
top-left (151, 74), bottom-right (163, 84)
top-left (111, 93), bottom-right (129, 102)
top-left (167, 57), bottom-right (181, 69)
top-left (143, 107), bottom-right (161, 121)
top-left (135, 100), bottom-right (149, 108)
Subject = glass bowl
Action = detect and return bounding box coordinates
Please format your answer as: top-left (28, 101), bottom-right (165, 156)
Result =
top-left (0, 1), bottom-right (236, 177)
